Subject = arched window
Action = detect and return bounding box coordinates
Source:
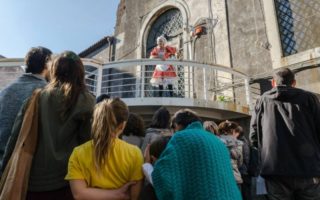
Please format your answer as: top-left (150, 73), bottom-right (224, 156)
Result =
top-left (146, 8), bottom-right (183, 56)
top-left (145, 8), bottom-right (184, 97)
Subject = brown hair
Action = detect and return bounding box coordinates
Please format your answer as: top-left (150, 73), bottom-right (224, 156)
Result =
top-left (149, 136), bottom-right (171, 159)
top-left (91, 98), bottom-right (129, 171)
top-left (218, 120), bottom-right (239, 135)
top-left (122, 113), bottom-right (145, 137)
top-left (45, 51), bottom-right (86, 119)
top-left (171, 109), bottom-right (201, 130)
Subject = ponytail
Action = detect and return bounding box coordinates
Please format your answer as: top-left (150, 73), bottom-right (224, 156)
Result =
top-left (91, 98), bottom-right (129, 171)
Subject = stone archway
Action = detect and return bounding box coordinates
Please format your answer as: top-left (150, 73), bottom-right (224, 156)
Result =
top-left (137, 1), bottom-right (190, 97)
top-left (137, 0), bottom-right (190, 59)
top-left (146, 8), bottom-right (183, 57)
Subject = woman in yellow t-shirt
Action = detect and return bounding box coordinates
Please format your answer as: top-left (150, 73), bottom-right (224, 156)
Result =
top-left (66, 98), bottom-right (144, 200)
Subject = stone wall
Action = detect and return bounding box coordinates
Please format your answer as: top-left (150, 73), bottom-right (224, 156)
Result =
top-left (112, 0), bottom-right (277, 101)
top-left (110, 0), bottom-right (319, 100)
top-left (295, 68), bottom-right (320, 93)
top-left (88, 44), bottom-right (113, 63)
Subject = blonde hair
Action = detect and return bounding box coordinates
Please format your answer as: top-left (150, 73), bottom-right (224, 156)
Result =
top-left (203, 121), bottom-right (219, 135)
top-left (91, 98), bottom-right (129, 171)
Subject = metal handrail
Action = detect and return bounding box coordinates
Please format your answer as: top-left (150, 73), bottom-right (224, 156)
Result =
top-left (0, 58), bottom-right (255, 110)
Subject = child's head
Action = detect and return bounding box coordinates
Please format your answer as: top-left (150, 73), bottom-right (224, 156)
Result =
top-left (91, 98), bottom-right (129, 170)
top-left (122, 113), bottom-right (145, 137)
top-left (96, 93), bottom-right (110, 103)
top-left (149, 136), bottom-right (171, 164)
top-left (233, 125), bottom-right (243, 139)
top-left (203, 121), bottom-right (219, 136)
top-left (150, 106), bottom-right (171, 129)
top-left (218, 120), bottom-right (239, 137)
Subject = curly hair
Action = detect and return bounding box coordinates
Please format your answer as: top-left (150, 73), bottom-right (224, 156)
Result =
top-left (25, 46), bottom-right (52, 74)
top-left (218, 120), bottom-right (239, 135)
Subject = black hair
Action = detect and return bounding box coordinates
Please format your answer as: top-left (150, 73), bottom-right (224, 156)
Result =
top-left (122, 113), bottom-right (145, 137)
top-left (149, 107), bottom-right (171, 129)
top-left (149, 136), bottom-right (171, 159)
top-left (171, 109), bottom-right (202, 130)
top-left (273, 67), bottom-right (295, 86)
top-left (25, 46), bottom-right (52, 74)
top-left (96, 94), bottom-right (111, 103)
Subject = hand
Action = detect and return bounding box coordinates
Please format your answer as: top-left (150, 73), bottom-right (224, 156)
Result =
top-left (144, 144), bottom-right (151, 163)
top-left (116, 181), bottom-right (137, 200)
top-left (176, 51), bottom-right (183, 60)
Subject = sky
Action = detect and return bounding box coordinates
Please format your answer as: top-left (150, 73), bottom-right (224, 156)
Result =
top-left (0, 0), bottom-right (119, 58)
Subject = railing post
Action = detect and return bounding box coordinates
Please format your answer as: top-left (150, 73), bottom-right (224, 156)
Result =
top-left (96, 66), bottom-right (103, 97)
top-left (188, 66), bottom-right (191, 98)
top-left (203, 68), bottom-right (207, 100)
top-left (141, 64), bottom-right (145, 98)
top-left (244, 78), bottom-right (253, 111)
top-left (135, 65), bottom-right (141, 98)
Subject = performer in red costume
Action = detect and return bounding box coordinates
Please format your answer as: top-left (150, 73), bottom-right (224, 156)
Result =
top-left (150, 36), bottom-right (177, 97)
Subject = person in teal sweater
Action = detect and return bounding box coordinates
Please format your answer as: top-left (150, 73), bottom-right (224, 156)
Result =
top-left (151, 109), bottom-right (242, 200)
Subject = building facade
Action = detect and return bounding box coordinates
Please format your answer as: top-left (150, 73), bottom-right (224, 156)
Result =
top-left (80, 0), bottom-right (320, 99)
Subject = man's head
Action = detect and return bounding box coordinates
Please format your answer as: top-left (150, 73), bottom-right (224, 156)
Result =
top-left (171, 109), bottom-right (201, 132)
top-left (25, 46), bottom-right (52, 78)
top-left (272, 67), bottom-right (296, 87)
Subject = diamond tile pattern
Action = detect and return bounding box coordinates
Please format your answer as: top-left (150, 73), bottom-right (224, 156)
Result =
top-left (275, 0), bottom-right (320, 56)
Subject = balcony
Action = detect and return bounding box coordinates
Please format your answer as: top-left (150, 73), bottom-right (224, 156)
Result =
top-left (0, 58), bottom-right (256, 122)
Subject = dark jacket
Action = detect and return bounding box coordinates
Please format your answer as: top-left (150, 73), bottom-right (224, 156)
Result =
top-left (238, 136), bottom-right (250, 175)
top-left (250, 86), bottom-right (320, 177)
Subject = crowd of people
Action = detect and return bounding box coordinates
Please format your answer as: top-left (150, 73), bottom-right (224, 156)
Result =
top-left (0, 46), bottom-right (319, 200)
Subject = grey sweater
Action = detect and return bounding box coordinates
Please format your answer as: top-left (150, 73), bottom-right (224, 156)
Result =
top-left (0, 74), bottom-right (46, 167)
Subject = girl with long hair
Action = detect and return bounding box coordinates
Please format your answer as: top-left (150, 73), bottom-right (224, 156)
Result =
top-left (28, 51), bottom-right (95, 199)
top-left (2, 51), bottom-right (96, 199)
top-left (66, 98), bottom-right (144, 200)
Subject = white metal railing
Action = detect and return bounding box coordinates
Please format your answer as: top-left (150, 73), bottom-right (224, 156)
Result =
top-left (83, 59), bottom-right (254, 109)
top-left (0, 58), bottom-right (256, 110)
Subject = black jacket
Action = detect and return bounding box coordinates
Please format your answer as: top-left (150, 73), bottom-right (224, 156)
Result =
top-left (250, 86), bottom-right (320, 177)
